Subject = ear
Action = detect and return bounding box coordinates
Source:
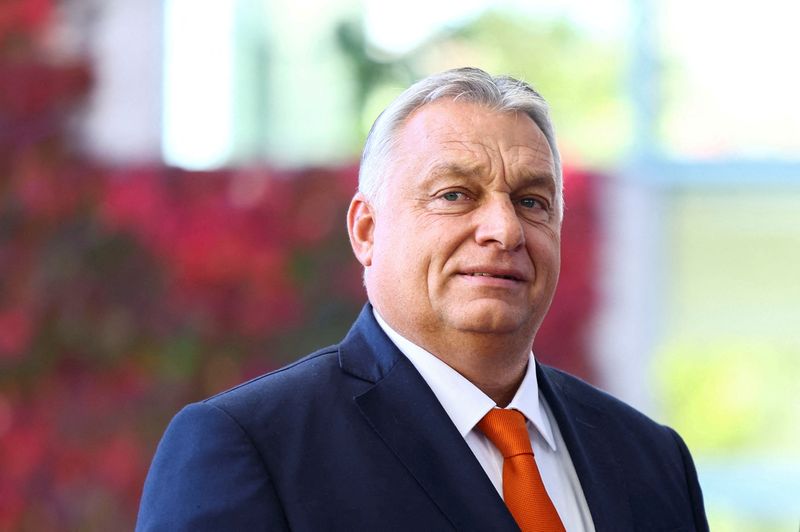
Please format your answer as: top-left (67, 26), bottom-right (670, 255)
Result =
top-left (347, 192), bottom-right (375, 267)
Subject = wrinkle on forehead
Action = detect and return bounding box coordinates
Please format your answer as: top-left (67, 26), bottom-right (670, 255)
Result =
top-left (426, 160), bottom-right (555, 184)
top-left (392, 100), bottom-right (556, 189)
top-left (422, 142), bottom-right (556, 188)
top-left (435, 123), bottom-right (553, 170)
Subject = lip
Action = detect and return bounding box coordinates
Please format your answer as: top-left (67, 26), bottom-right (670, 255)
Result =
top-left (457, 267), bottom-right (528, 283)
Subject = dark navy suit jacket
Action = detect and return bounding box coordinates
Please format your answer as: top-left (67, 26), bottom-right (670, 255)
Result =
top-left (137, 305), bottom-right (708, 531)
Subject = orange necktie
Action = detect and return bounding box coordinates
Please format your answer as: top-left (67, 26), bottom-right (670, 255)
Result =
top-left (477, 408), bottom-right (565, 532)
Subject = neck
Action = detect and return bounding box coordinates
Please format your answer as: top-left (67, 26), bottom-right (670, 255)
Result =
top-left (371, 302), bottom-right (538, 406)
top-left (399, 325), bottom-right (532, 407)
top-left (430, 334), bottom-right (530, 407)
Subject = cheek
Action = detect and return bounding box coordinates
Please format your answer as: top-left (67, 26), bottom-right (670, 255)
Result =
top-left (526, 232), bottom-right (561, 270)
top-left (373, 225), bottom-right (429, 281)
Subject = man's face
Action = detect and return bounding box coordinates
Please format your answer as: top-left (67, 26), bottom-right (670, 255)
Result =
top-left (351, 99), bottom-right (561, 349)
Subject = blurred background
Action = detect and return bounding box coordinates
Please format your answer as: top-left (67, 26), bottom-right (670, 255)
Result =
top-left (1, 0), bottom-right (798, 529)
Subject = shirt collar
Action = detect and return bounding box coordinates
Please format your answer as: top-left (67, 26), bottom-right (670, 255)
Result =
top-left (373, 309), bottom-right (557, 451)
top-left (506, 353), bottom-right (557, 451)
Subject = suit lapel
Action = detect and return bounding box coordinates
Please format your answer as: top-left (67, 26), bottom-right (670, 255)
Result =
top-left (339, 306), bottom-right (518, 531)
top-left (537, 364), bottom-right (635, 531)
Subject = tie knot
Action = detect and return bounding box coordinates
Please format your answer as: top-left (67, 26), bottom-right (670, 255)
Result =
top-left (477, 408), bottom-right (533, 458)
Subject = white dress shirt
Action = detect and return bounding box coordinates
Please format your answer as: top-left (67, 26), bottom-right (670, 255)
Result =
top-left (374, 310), bottom-right (595, 532)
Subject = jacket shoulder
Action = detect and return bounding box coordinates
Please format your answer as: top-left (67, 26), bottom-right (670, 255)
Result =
top-left (539, 364), bottom-right (709, 530)
top-left (202, 346), bottom-right (346, 413)
top-left (540, 363), bottom-right (667, 431)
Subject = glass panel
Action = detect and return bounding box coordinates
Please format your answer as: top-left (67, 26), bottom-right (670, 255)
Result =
top-left (659, 0), bottom-right (800, 159)
top-left (658, 186), bottom-right (800, 529)
top-left (162, 0), bottom-right (236, 169)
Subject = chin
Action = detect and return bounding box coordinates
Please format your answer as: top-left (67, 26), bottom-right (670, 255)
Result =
top-left (447, 303), bottom-right (533, 336)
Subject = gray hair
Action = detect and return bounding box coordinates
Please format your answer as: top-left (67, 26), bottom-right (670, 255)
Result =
top-left (358, 67), bottom-right (563, 217)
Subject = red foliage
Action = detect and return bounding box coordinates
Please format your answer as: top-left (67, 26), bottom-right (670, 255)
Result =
top-left (0, 308), bottom-right (32, 359)
top-left (1, 151), bottom-right (365, 529)
top-left (0, 0), bottom-right (52, 47)
top-left (534, 168), bottom-right (600, 380)
top-left (98, 166), bottom-right (359, 338)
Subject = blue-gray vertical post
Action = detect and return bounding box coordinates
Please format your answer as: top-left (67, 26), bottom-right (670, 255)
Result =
top-left (628, 0), bottom-right (660, 165)
top-left (591, 0), bottom-right (666, 415)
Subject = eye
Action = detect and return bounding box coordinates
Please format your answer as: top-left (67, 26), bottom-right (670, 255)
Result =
top-left (518, 197), bottom-right (545, 209)
top-left (440, 191), bottom-right (466, 201)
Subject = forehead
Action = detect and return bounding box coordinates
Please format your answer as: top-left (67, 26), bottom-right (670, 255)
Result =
top-left (391, 99), bottom-right (555, 183)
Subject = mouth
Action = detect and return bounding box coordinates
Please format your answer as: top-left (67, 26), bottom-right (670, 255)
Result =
top-left (460, 271), bottom-right (526, 282)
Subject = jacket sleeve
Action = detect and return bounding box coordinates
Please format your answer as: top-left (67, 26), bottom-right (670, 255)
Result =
top-left (669, 427), bottom-right (710, 532)
top-left (136, 402), bottom-right (289, 531)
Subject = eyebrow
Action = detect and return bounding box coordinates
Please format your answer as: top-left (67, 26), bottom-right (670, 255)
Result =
top-left (426, 162), bottom-right (485, 180)
top-left (423, 162), bottom-right (556, 190)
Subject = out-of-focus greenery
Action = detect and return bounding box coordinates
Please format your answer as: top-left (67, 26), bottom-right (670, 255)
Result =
top-left (339, 9), bottom-right (629, 166)
top-left (656, 341), bottom-right (800, 531)
top-left (445, 11), bottom-right (629, 165)
top-left (654, 188), bottom-right (800, 531)
top-left (656, 341), bottom-right (800, 454)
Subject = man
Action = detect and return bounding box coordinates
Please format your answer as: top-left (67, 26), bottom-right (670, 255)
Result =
top-left (137, 67), bottom-right (708, 531)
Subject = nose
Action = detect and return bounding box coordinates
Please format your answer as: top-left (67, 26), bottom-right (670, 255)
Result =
top-left (474, 195), bottom-right (524, 251)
